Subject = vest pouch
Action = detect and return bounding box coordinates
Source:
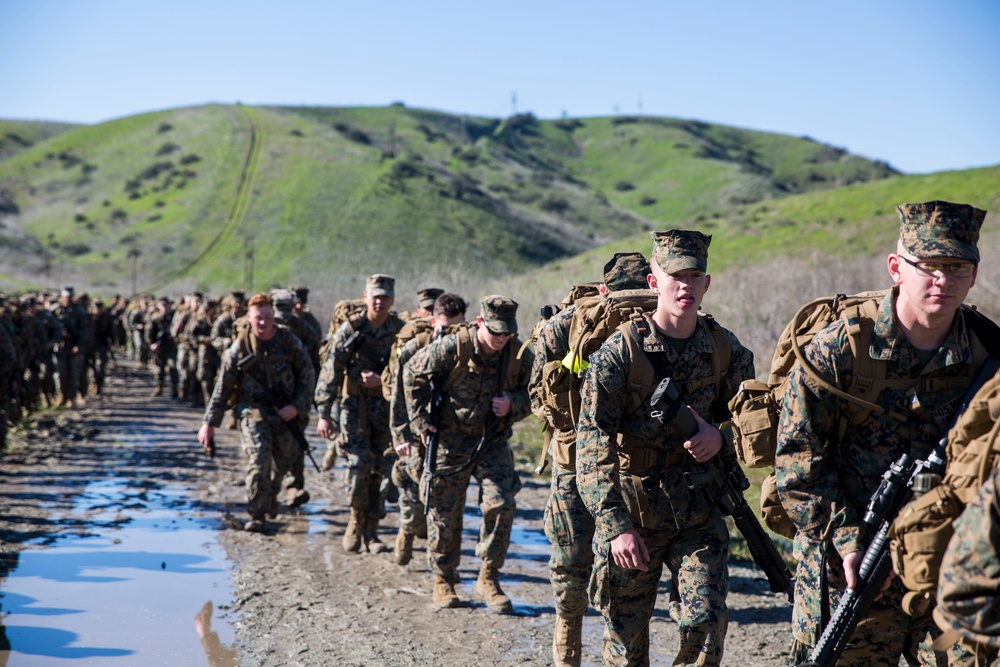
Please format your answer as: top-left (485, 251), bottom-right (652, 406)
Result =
top-left (889, 484), bottom-right (963, 597)
top-left (541, 359), bottom-right (577, 431)
top-left (760, 471), bottom-right (797, 539)
top-left (729, 380), bottom-right (779, 468)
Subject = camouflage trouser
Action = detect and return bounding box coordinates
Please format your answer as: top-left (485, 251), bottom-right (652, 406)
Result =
top-left (40, 354), bottom-right (57, 398)
top-left (198, 359), bottom-right (218, 407)
top-left (283, 416), bottom-right (311, 493)
top-left (239, 412), bottom-right (298, 520)
top-left (590, 511), bottom-right (729, 667)
top-left (177, 343), bottom-right (198, 398)
top-left (391, 451), bottom-right (426, 538)
top-left (790, 536), bottom-right (977, 667)
top-left (426, 434), bottom-right (521, 581)
top-left (340, 395), bottom-right (392, 521)
top-left (154, 350), bottom-right (178, 393)
top-left (56, 349), bottom-right (84, 400)
top-left (544, 465), bottom-right (595, 619)
top-left (92, 348), bottom-right (109, 392)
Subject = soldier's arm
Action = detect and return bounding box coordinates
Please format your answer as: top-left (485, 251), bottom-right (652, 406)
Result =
top-left (204, 344), bottom-right (239, 427)
top-left (775, 326), bottom-right (862, 555)
top-left (575, 336), bottom-right (632, 544)
top-left (390, 338), bottom-right (422, 449)
top-left (507, 341), bottom-right (534, 423)
top-left (403, 336), bottom-right (457, 437)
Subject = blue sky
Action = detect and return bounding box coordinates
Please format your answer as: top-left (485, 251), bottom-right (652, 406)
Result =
top-left (1, 0), bottom-right (997, 174)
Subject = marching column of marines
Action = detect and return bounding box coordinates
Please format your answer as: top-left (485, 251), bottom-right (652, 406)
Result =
top-left (4, 197), bottom-right (1000, 666)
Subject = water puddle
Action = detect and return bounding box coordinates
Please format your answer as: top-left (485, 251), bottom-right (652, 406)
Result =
top-left (0, 478), bottom-right (237, 666)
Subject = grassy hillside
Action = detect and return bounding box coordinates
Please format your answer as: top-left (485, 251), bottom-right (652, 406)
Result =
top-left (0, 119), bottom-right (79, 161)
top-left (0, 103), bottom-right (899, 298)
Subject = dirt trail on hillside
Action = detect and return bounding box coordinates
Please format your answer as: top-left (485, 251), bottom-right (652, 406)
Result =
top-left (0, 362), bottom-right (793, 666)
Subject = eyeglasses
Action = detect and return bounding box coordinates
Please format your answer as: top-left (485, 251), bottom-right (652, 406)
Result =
top-left (899, 255), bottom-right (976, 278)
top-left (484, 325), bottom-right (513, 338)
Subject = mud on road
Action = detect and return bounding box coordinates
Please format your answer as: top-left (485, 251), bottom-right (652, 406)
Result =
top-left (0, 361), bottom-right (793, 666)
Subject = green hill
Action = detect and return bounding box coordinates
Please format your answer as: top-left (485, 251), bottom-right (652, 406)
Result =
top-left (0, 103), bottom-right (899, 297)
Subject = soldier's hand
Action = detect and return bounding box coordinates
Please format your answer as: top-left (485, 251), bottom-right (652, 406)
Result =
top-left (491, 392), bottom-right (512, 417)
top-left (421, 425), bottom-right (437, 445)
top-left (843, 550), bottom-right (894, 599)
top-left (198, 423), bottom-right (214, 449)
top-left (317, 417), bottom-right (336, 440)
top-left (610, 529), bottom-right (650, 571)
top-left (395, 441), bottom-right (412, 457)
top-left (277, 404), bottom-right (298, 421)
top-left (360, 370), bottom-right (381, 389)
top-left (683, 406), bottom-right (723, 463)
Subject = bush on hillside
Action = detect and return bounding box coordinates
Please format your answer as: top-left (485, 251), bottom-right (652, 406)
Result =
top-left (640, 195), bottom-right (657, 206)
top-left (290, 129), bottom-right (305, 137)
top-left (540, 196), bottom-right (570, 214)
top-left (179, 154), bottom-right (201, 165)
top-left (554, 119), bottom-right (583, 132)
top-left (333, 122), bottom-right (371, 145)
top-left (156, 142), bottom-right (180, 156)
top-left (63, 243), bottom-right (90, 256)
top-left (74, 214), bottom-right (87, 223)
top-left (158, 123), bottom-right (173, 133)
top-left (615, 181), bottom-right (635, 192)
top-left (0, 191), bottom-right (19, 215)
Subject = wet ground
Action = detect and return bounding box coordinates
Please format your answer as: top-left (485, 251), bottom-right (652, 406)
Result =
top-left (0, 361), bottom-right (794, 666)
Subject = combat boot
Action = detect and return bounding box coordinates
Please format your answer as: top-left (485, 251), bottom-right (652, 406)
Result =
top-left (552, 614), bottom-right (583, 667)
top-left (474, 564), bottom-right (513, 614)
top-left (364, 518), bottom-right (391, 554)
top-left (342, 509), bottom-right (362, 552)
top-left (394, 527), bottom-right (413, 565)
top-left (321, 447), bottom-right (337, 471)
top-left (433, 575), bottom-right (460, 609)
top-left (287, 487), bottom-right (310, 508)
top-left (151, 386), bottom-right (162, 397)
top-left (244, 517), bottom-right (265, 533)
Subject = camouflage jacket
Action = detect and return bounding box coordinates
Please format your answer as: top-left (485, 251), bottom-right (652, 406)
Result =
top-left (776, 288), bottom-right (983, 556)
top-left (54, 302), bottom-right (89, 351)
top-left (34, 309), bottom-right (63, 358)
top-left (403, 324), bottom-right (533, 443)
top-left (313, 314), bottom-right (403, 417)
top-left (0, 315), bottom-right (17, 381)
top-left (204, 326), bottom-right (315, 428)
top-left (210, 312), bottom-right (241, 355)
top-left (936, 465), bottom-right (1000, 647)
top-left (576, 313), bottom-right (754, 544)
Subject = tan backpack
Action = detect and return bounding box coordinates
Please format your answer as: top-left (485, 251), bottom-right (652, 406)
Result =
top-left (889, 365), bottom-right (1000, 616)
top-left (730, 289), bottom-right (994, 539)
top-left (381, 318), bottom-right (436, 402)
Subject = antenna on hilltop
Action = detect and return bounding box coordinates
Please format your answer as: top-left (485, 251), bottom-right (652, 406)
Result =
top-left (511, 91), bottom-right (517, 116)
top-left (638, 91), bottom-right (643, 115)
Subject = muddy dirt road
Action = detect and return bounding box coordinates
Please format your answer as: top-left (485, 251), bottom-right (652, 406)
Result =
top-left (0, 361), bottom-right (793, 666)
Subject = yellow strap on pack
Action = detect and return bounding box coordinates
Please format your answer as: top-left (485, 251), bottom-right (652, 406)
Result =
top-left (561, 351), bottom-right (588, 374)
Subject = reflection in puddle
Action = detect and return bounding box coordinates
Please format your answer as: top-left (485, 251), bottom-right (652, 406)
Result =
top-left (0, 479), bottom-right (236, 666)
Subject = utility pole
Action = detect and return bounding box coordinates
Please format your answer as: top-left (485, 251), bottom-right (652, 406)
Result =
top-left (387, 119), bottom-right (396, 158)
top-left (129, 233), bottom-right (140, 297)
top-left (244, 235), bottom-right (255, 294)
top-left (638, 91), bottom-right (643, 115)
top-left (511, 91), bottom-right (517, 116)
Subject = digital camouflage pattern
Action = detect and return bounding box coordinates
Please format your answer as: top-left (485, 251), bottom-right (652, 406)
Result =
top-left (54, 298), bottom-right (90, 402)
top-left (602, 252), bottom-right (651, 292)
top-left (897, 201), bottom-right (986, 264)
top-left (314, 312), bottom-right (402, 520)
top-left (145, 304), bottom-right (178, 396)
top-left (529, 305), bottom-right (595, 619)
top-left (402, 324), bottom-right (533, 581)
top-left (776, 288), bottom-right (980, 666)
top-left (936, 465), bottom-right (1000, 662)
top-left (480, 295), bottom-right (519, 334)
top-left (650, 229), bottom-right (711, 274)
top-left (204, 326), bottom-right (315, 520)
top-left (576, 313), bottom-right (754, 666)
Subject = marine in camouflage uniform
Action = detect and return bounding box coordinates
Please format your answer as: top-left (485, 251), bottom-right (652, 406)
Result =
top-left (36, 298), bottom-right (63, 406)
top-left (292, 286), bottom-right (323, 372)
top-left (576, 231), bottom-right (755, 667)
top-left (53, 286), bottom-right (90, 407)
top-left (314, 274), bottom-right (403, 553)
top-left (935, 465), bottom-right (1000, 665)
top-left (173, 293), bottom-right (202, 403)
top-left (403, 295), bottom-right (534, 613)
top-left (386, 292), bottom-right (467, 565)
top-left (273, 288), bottom-right (320, 508)
top-left (146, 297), bottom-right (179, 398)
top-left (90, 299), bottom-right (115, 395)
top-left (193, 299), bottom-right (221, 408)
top-left (0, 308), bottom-right (17, 447)
top-left (529, 252), bottom-right (650, 666)
top-left (211, 291), bottom-right (247, 428)
top-left (776, 201), bottom-right (989, 667)
top-left (198, 292), bottom-right (316, 532)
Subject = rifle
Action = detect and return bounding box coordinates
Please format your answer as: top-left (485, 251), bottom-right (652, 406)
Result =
top-left (800, 356), bottom-right (1000, 667)
top-left (237, 353), bottom-right (321, 472)
top-left (650, 377), bottom-right (794, 602)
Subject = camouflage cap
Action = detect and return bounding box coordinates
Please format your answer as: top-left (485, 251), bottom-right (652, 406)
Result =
top-left (603, 252), bottom-right (650, 291)
top-left (271, 288), bottom-right (295, 309)
top-left (229, 289), bottom-right (246, 302)
top-left (417, 287), bottom-right (444, 309)
top-left (650, 230), bottom-right (711, 274)
top-left (897, 200), bottom-right (986, 263)
top-left (60, 286), bottom-right (75, 297)
top-left (366, 274), bottom-right (395, 297)
top-left (292, 286), bottom-right (309, 304)
top-left (480, 295), bottom-right (519, 334)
